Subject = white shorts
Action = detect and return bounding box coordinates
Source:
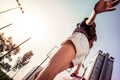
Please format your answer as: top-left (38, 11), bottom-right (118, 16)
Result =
top-left (65, 32), bottom-right (90, 66)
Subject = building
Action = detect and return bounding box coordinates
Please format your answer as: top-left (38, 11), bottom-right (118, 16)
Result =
top-left (83, 50), bottom-right (114, 80)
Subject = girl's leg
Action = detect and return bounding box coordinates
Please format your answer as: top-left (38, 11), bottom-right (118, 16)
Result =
top-left (35, 42), bottom-right (76, 80)
top-left (34, 62), bottom-right (73, 80)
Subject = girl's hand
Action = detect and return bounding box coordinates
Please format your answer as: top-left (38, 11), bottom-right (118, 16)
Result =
top-left (94, 0), bottom-right (120, 14)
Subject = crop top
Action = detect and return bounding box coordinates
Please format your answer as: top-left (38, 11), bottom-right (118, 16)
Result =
top-left (73, 18), bottom-right (97, 48)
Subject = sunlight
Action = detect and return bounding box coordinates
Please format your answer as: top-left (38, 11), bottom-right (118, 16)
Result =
top-left (10, 13), bottom-right (48, 41)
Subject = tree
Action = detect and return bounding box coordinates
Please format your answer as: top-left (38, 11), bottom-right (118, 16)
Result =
top-left (0, 68), bottom-right (13, 80)
top-left (0, 34), bottom-right (21, 61)
top-left (12, 50), bottom-right (33, 71)
top-left (0, 32), bottom-right (31, 72)
top-left (0, 61), bottom-right (11, 72)
top-left (0, 32), bottom-right (6, 53)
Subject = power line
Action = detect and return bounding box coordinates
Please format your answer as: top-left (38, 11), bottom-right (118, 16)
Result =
top-left (0, 0), bottom-right (24, 14)
top-left (16, 0), bottom-right (24, 13)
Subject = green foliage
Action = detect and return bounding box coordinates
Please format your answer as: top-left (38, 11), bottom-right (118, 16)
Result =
top-left (0, 33), bottom-right (20, 60)
top-left (0, 69), bottom-right (13, 80)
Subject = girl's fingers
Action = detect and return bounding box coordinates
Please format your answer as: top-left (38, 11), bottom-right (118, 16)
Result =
top-left (112, 0), bottom-right (120, 7)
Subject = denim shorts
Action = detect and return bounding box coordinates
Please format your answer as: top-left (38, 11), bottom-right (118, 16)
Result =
top-left (66, 32), bottom-right (90, 66)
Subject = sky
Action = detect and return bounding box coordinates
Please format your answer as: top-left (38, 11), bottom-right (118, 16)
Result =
top-left (0, 0), bottom-right (120, 80)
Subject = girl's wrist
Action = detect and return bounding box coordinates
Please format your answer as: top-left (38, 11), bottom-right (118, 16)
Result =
top-left (86, 10), bottom-right (97, 25)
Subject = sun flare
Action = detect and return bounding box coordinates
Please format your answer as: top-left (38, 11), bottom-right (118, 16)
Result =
top-left (10, 13), bottom-right (48, 41)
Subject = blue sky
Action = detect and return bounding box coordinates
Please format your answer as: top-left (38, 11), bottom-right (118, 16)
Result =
top-left (0, 0), bottom-right (120, 80)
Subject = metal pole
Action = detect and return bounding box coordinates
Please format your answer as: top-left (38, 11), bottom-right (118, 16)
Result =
top-left (0, 38), bottom-right (31, 61)
top-left (0, 1), bottom-right (24, 14)
top-left (0, 23), bottom-right (12, 30)
top-left (25, 46), bottom-right (59, 80)
top-left (11, 68), bottom-right (21, 79)
top-left (0, 7), bottom-right (19, 14)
